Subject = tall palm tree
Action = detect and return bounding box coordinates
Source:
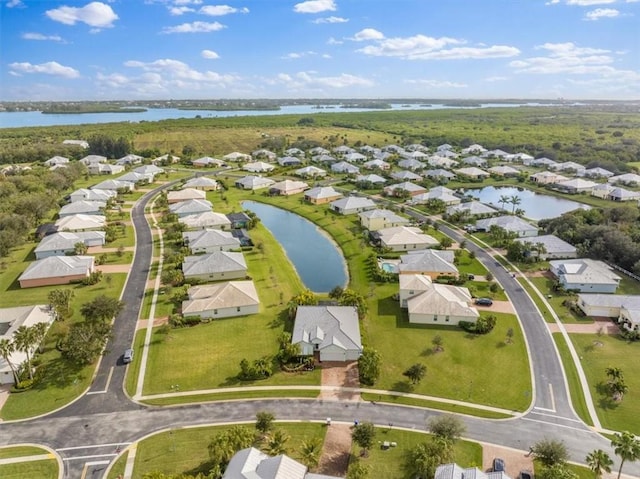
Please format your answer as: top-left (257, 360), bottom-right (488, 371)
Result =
top-left (498, 194), bottom-right (510, 212)
top-left (13, 325), bottom-right (37, 380)
top-left (0, 339), bottom-right (19, 384)
top-left (299, 438), bottom-right (321, 469)
top-left (611, 431), bottom-right (640, 479)
top-left (606, 367), bottom-right (624, 382)
top-left (510, 195), bottom-right (522, 214)
top-left (264, 429), bottom-right (290, 456)
top-left (586, 449), bottom-right (613, 479)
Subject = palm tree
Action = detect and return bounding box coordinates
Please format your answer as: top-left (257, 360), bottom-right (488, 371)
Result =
top-left (611, 431), bottom-right (640, 479)
top-left (299, 438), bottom-right (321, 469)
top-left (13, 325), bottom-right (37, 380)
top-left (498, 194), bottom-right (510, 212)
top-left (609, 380), bottom-right (628, 402)
top-left (606, 367), bottom-right (623, 382)
top-left (0, 339), bottom-right (19, 384)
top-left (264, 429), bottom-right (290, 456)
top-left (586, 449), bottom-right (613, 479)
top-left (509, 195), bottom-right (522, 214)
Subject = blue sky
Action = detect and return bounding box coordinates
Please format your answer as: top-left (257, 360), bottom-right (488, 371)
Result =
top-left (1, 0), bottom-right (639, 101)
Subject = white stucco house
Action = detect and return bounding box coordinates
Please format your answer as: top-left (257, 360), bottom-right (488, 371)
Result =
top-left (398, 250), bottom-right (459, 278)
top-left (475, 216), bottom-right (538, 238)
top-left (330, 196), bottom-right (376, 215)
top-left (182, 229), bottom-right (241, 254)
top-left (182, 251), bottom-right (247, 282)
top-left (35, 231), bottom-right (106, 259)
top-left (182, 281), bottom-right (260, 319)
top-left (359, 209), bottom-right (409, 231)
top-left (376, 226), bottom-right (439, 251)
top-left (549, 258), bottom-right (621, 293)
top-left (513, 234), bottom-right (577, 260)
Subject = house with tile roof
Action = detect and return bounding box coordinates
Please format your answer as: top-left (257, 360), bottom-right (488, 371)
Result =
top-left (549, 258), bottom-right (621, 293)
top-left (398, 250), bottom-right (459, 278)
top-left (35, 231), bottom-right (106, 259)
top-left (183, 229), bottom-right (241, 254)
top-left (330, 196), bottom-right (376, 215)
top-left (359, 209), bottom-right (409, 231)
top-left (304, 186), bottom-right (342, 205)
top-left (182, 251), bottom-right (247, 282)
top-left (19, 256), bottom-right (95, 288)
top-left (182, 281), bottom-right (260, 319)
top-left (179, 211), bottom-right (232, 230)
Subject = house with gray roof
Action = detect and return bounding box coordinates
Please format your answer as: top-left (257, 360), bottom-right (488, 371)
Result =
top-left (551, 161), bottom-right (586, 173)
top-left (461, 156), bottom-right (488, 167)
top-left (182, 176), bottom-right (220, 191)
top-left (529, 171), bottom-right (568, 185)
top-left (359, 209), bottom-right (409, 231)
top-left (183, 281), bottom-right (259, 320)
top-left (191, 156), bottom-right (225, 168)
top-left (425, 169), bottom-right (456, 181)
top-left (69, 188), bottom-right (117, 203)
top-left (169, 199), bottom-right (213, 218)
top-left (461, 144), bottom-right (487, 155)
top-left (183, 229), bottom-right (240, 254)
top-left (309, 147), bottom-right (330, 156)
top-left (269, 180), bottom-right (309, 196)
top-left (435, 462), bottom-right (511, 479)
top-left (363, 159), bottom-right (390, 170)
top-left (134, 164), bottom-right (164, 178)
top-left (446, 201), bottom-right (498, 217)
top-left (91, 179), bottom-right (134, 192)
top-left (35, 231), bottom-right (106, 259)
top-left (313, 154), bottom-right (337, 164)
top-left (167, 188), bottom-right (207, 204)
top-left (608, 173), bottom-right (640, 186)
top-left (488, 165), bottom-right (520, 177)
top-left (576, 294), bottom-right (640, 332)
top-left (454, 167), bottom-right (490, 180)
top-left (475, 215), bottom-right (538, 237)
top-left (514, 234), bottom-right (577, 260)
top-left (579, 167), bottom-right (614, 179)
top-left (375, 226), bottom-right (439, 251)
top-left (333, 145), bottom-right (356, 156)
top-left (397, 158), bottom-right (426, 171)
top-left (251, 148), bottom-right (277, 160)
top-left (284, 147), bottom-right (305, 157)
top-left (243, 161), bottom-right (276, 173)
top-left (277, 156), bottom-right (302, 167)
top-left (59, 200), bottom-right (106, 218)
top-left (19, 255), bottom-right (94, 288)
top-left (398, 250), bottom-right (458, 278)
top-left (80, 154), bottom-right (107, 165)
top-left (235, 175), bottom-right (276, 190)
top-left (344, 152), bottom-right (367, 163)
top-left (330, 161), bottom-right (360, 175)
top-left (44, 156), bottom-right (69, 167)
top-left (390, 170), bottom-right (423, 182)
top-left (530, 157), bottom-right (557, 168)
top-left (55, 214), bottom-right (106, 232)
top-left (415, 186), bottom-right (460, 205)
top-left (223, 152), bottom-right (251, 162)
top-left (116, 154), bottom-right (144, 166)
top-left (182, 251), bottom-right (247, 282)
top-left (330, 196), bottom-right (376, 215)
top-left (608, 187), bottom-right (640, 202)
top-left (384, 181), bottom-right (427, 198)
top-left (304, 186), bottom-right (342, 205)
top-left (292, 306), bottom-right (362, 362)
top-left (88, 163), bottom-right (125, 175)
top-left (116, 172), bottom-right (148, 184)
top-left (355, 174), bottom-right (386, 185)
top-left (295, 165), bottom-right (326, 178)
top-left (554, 178), bottom-right (597, 194)
top-left (482, 149), bottom-right (510, 159)
top-left (549, 258), bottom-right (621, 293)
top-left (179, 211), bottom-right (232, 230)
top-left (427, 155), bottom-right (459, 169)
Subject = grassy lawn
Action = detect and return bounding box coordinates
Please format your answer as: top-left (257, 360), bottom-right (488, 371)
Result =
top-left (142, 389), bottom-right (320, 406)
top-left (569, 333), bottom-right (640, 435)
top-left (0, 446), bottom-right (49, 459)
top-left (466, 280), bottom-right (508, 301)
top-left (96, 251), bottom-right (134, 265)
top-left (455, 250), bottom-right (489, 276)
top-left (552, 333), bottom-right (593, 426)
top-left (0, 459), bottom-right (58, 479)
top-left (529, 276), bottom-right (592, 324)
top-left (125, 329), bottom-right (146, 397)
top-left (107, 223), bottom-right (135, 248)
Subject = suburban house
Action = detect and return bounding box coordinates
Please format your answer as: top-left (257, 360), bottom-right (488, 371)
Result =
top-left (115, 154), bottom-right (143, 166)
top-left (359, 209), bottom-right (409, 231)
top-left (80, 154), bottom-right (107, 166)
top-left (461, 144), bottom-right (487, 155)
top-left (554, 178), bottom-right (597, 194)
top-left (411, 186), bottom-right (460, 205)
top-left (435, 463), bottom-right (511, 479)
top-left (182, 281), bottom-right (260, 319)
top-left (304, 186), bottom-right (342, 205)
top-left (235, 175), bottom-right (276, 191)
top-left (19, 255), bottom-right (95, 288)
top-left (309, 146), bottom-right (330, 156)
top-left (179, 211), bottom-right (232, 230)
top-left (169, 199), bottom-right (213, 218)
top-left (295, 165), bottom-right (326, 178)
top-left (363, 159), bottom-right (390, 170)
top-left (529, 157), bottom-right (558, 168)
top-left (284, 147), bottom-right (305, 157)
top-left (0, 305), bottom-right (55, 385)
top-left (549, 258), bottom-right (621, 293)
top-left (34, 231), bottom-right (106, 259)
top-left (427, 156), bottom-right (458, 169)
top-left (399, 274), bottom-right (479, 325)
top-left (167, 188), bottom-right (206, 204)
top-left (55, 214), bottom-right (106, 232)
top-left (475, 215), bottom-right (538, 237)
top-left (223, 152), bottom-right (251, 162)
top-left (355, 174), bottom-right (386, 185)
top-left (313, 154), bottom-right (337, 164)
top-left (292, 305), bottom-right (363, 362)
top-left (529, 171), bottom-right (568, 185)
top-left (398, 158), bottom-right (426, 171)
top-left (182, 251), bottom-right (247, 282)
top-left (488, 165), bottom-right (520, 177)
top-left (68, 188), bottom-right (116, 203)
top-left (44, 156), bottom-right (69, 167)
top-left (551, 161), bottom-right (586, 173)
top-left (226, 212), bottom-right (252, 229)
top-left (344, 152), bottom-right (367, 163)
top-left (482, 148), bottom-right (510, 159)
top-left (63, 139), bottom-right (89, 148)
top-left (334, 145), bottom-right (356, 156)
top-left (58, 200), bottom-right (106, 218)
top-left (398, 250), bottom-right (459, 278)
top-left (330, 196), bottom-right (376, 215)
top-left (277, 156), bottom-right (302, 167)
top-left (152, 154), bottom-right (180, 164)
top-left (445, 201), bottom-right (497, 217)
top-left (576, 294), bottom-right (640, 331)
top-left (608, 173), bottom-right (640, 186)
top-left (91, 179), bottom-right (134, 192)
top-left (222, 447), bottom-right (341, 479)
top-left (608, 187), bottom-right (640, 202)
top-left (134, 164), bottom-right (164, 179)
top-left (425, 169), bottom-right (456, 181)
top-left (330, 161), bottom-right (360, 175)
top-left (243, 161), bottom-right (275, 173)
top-left (88, 163), bottom-right (125, 175)
top-left (390, 170), bottom-right (423, 182)
top-left (580, 167), bottom-right (614, 179)
top-left (252, 149), bottom-right (277, 160)
top-left (269, 180), bottom-right (309, 196)
top-left (182, 176), bottom-right (220, 191)
top-left (191, 156), bottom-right (225, 168)
top-left (183, 229), bottom-right (241, 254)
top-left (375, 226), bottom-right (439, 251)
top-left (591, 183), bottom-right (616, 200)
top-left (461, 156), bottom-right (488, 167)
top-left (116, 172), bottom-right (149, 185)
top-left (513, 234), bottom-right (577, 260)
top-left (454, 167), bottom-right (490, 180)
top-left (384, 182), bottom-right (427, 198)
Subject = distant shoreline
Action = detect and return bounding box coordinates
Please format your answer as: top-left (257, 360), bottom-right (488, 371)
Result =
top-left (41, 108), bottom-right (147, 114)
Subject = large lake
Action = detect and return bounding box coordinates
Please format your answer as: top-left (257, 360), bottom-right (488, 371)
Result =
top-left (0, 102), bottom-right (568, 129)
top-left (242, 201), bottom-right (347, 293)
top-left (465, 186), bottom-right (589, 221)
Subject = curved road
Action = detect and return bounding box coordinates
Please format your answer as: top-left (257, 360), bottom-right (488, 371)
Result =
top-left (1, 184), bottom-right (639, 478)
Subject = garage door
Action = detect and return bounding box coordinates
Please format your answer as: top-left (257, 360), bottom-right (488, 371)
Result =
top-left (321, 351), bottom-right (346, 362)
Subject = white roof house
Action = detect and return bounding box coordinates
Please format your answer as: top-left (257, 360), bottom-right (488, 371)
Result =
top-left (576, 294), bottom-right (640, 331)
top-left (35, 231), bottom-right (106, 259)
top-left (551, 161), bottom-right (586, 172)
top-left (179, 211), bottom-right (232, 230)
top-left (18, 255), bottom-right (94, 288)
top-left (313, 154), bottom-right (337, 164)
top-left (284, 147), bottom-right (305, 157)
top-left (514, 234), bottom-right (577, 260)
top-left (192, 156), bottom-right (225, 168)
top-left (446, 201), bottom-right (498, 217)
top-left (0, 305), bottom-right (55, 385)
top-left (304, 186), bottom-right (342, 204)
top-left (330, 161), bottom-right (360, 175)
top-left (530, 157), bottom-right (557, 168)
top-left (554, 178), bottom-right (597, 193)
top-left (169, 199), bottom-right (213, 218)
top-left (116, 154), bottom-right (144, 165)
top-left (183, 177), bottom-right (220, 191)
top-left (63, 139), bottom-right (89, 148)
top-left (425, 169), bottom-right (456, 180)
top-left (580, 167), bottom-right (614, 179)
top-left (454, 167), bottom-right (490, 179)
top-left (344, 152), bottom-right (367, 163)
top-left (80, 154), bottom-right (107, 165)
top-left (384, 182), bottom-right (427, 197)
top-left (58, 200), bottom-right (106, 218)
top-left (608, 173), bottom-right (640, 186)
top-left (183, 229), bottom-right (240, 254)
top-left (235, 175), bottom-right (276, 190)
top-left (398, 249), bottom-right (458, 277)
top-left (435, 462), bottom-right (511, 479)
top-left (251, 148), bottom-right (277, 160)
top-left (295, 165), bottom-right (326, 178)
top-left (330, 196), bottom-right (376, 215)
top-left (411, 186), bottom-right (460, 205)
top-left (88, 163), bottom-right (125, 175)
top-left (390, 170), bottom-right (423, 182)
top-left (461, 156), bottom-right (487, 167)
top-left (475, 215), bottom-right (538, 237)
top-left (292, 306), bottom-right (362, 362)
top-left (55, 214), bottom-right (106, 232)
top-left (359, 209), bottom-right (409, 231)
top-left (153, 154), bottom-right (180, 164)
top-left (243, 161), bottom-right (276, 173)
top-left (376, 226), bottom-right (439, 251)
top-left (269, 179), bottom-right (309, 196)
top-left (309, 147), bottom-right (330, 156)
top-left (116, 172), bottom-right (148, 184)
top-left (91, 179), bottom-right (134, 192)
top-left (182, 281), bottom-right (259, 319)
top-left (44, 156), bottom-right (69, 166)
top-left (356, 174), bottom-right (387, 185)
top-left (549, 258), bottom-right (621, 294)
top-left (461, 144), bottom-right (487, 155)
top-left (167, 188), bottom-right (206, 203)
top-left (223, 152), bottom-right (251, 162)
top-left (133, 164), bottom-right (164, 178)
top-left (182, 251), bottom-right (247, 281)
top-left (427, 156), bottom-right (458, 169)
top-left (608, 187), bottom-right (640, 202)
top-left (363, 159), bottom-right (390, 170)
top-left (488, 165), bottom-right (520, 177)
top-left (397, 158), bottom-right (426, 171)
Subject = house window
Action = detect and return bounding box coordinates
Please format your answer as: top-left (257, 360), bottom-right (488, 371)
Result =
top-left (445, 316), bottom-right (450, 322)
top-left (214, 309), bottom-right (218, 315)
top-left (433, 315), bottom-right (438, 322)
top-left (237, 307), bottom-right (241, 312)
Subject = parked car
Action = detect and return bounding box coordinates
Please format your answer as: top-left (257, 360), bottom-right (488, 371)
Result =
top-left (519, 471), bottom-right (533, 479)
top-left (123, 348), bottom-right (134, 364)
top-left (474, 297), bottom-right (493, 306)
top-left (493, 458), bottom-right (505, 472)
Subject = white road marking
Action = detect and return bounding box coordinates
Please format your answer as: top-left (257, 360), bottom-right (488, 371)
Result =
top-left (521, 417), bottom-right (589, 433)
top-left (549, 383), bottom-right (556, 412)
top-left (529, 410), bottom-right (583, 422)
top-left (87, 367), bottom-right (114, 395)
top-left (63, 454), bottom-right (118, 461)
top-left (57, 443), bottom-right (131, 452)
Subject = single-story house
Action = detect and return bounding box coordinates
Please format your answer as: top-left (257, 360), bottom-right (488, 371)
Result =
top-left (435, 463), bottom-right (511, 479)
top-left (411, 186), bottom-right (460, 206)
top-left (277, 156), bottom-right (302, 167)
top-left (591, 183), bottom-right (615, 200)
top-left (88, 163), bottom-right (125, 175)
top-left (608, 187), bottom-right (640, 202)
top-left (226, 212), bottom-right (252, 229)
top-left (35, 231), bottom-right (106, 259)
top-left (304, 186), bottom-right (342, 205)
top-left (446, 201), bottom-right (498, 217)
top-left (488, 165), bottom-right (520, 177)
top-left (554, 178), bottom-right (597, 194)
top-left (44, 156), bottom-right (69, 167)
top-left (243, 161), bottom-right (275, 173)
top-left (359, 209), bottom-right (409, 231)
top-left (68, 188), bottom-right (116, 203)
top-left (167, 188), bottom-right (207, 204)
top-left (115, 154), bottom-right (144, 166)
top-left (168, 199), bottom-right (213, 218)
top-left (384, 182), bottom-right (427, 198)
top-left (223, 152), bottom-right (251, 162)
top-left (399, 275), bottom-right (479, 325)
top-left (576, 294), bottom-right (640, 332)
top-left (292, 305), bottom-right (362, 362)
top-left (579, 167), bottom-right (614, 179)
top-left (251, 149), bottom-right (277, 160)
top-left (475, 215), bottom-right (538, 237)
top-left (284, 147), bottom-right (305, 157)
top-left (55, 214), bottom-right (106, 232)
top-left (550, 161), bottom-right (586, 173)
top-left (363, 159), bottom-right (390, 170)
top-left (481, 148), bottom-right (510, 159)
top-left (390, 170), bottom-right (423, 182)
top-left (295, 165), bottom-right (326, 178)
top-left (529, 171), bottom-right (568, 185)
top-left (182, 177), bottom-right (220, 191)
top-left (116, 172), bottom-right (149, 184)
top-left (235, 175), bottom-right (276, 190)
top-left (191, 156), bottom-right (225, 168)
top-left (334, 145), bottom-right (356, 156)
top-left (330, 196), bottom-right (376, 215)
top-left (0, 305), bottom-right (55, 385)
top-left (454, 167), bottom-right (490, 180)
top-left (608, 173), bottom-right (640, 186)
top-left (398, 249), bottom-right (459, 278)
top-left (424, 169), bottom-right (456, 181)
top-left (19, 255), bottom-right (95, 288)
top-left (375, 226), bottom-right (439, 251)
top-left (344, 152), bottom-right (367, 163)
top-left (330, 161), bottom-right (360, 175)
top-left (183, 229), bottom-right (241, 254)
top-left (182, 251), bottom-right (247, 282)
top-left (313, 154), bottom-right (337, 164)
top-left (152, 154), bottom-right (180, 164)
top-left (91, 179), bottom-right (134, 192)
top-left (427, 155), bottom-right (458, 169)
top-left (397, 158), bottom-right (426, 171)
top-left (461, 144), bottom-right (487, 155)
top-left (182, 281), bottom-right (260, 319)
top-left (58, 200), bottom-right (106, 218)
top-left (461, 156), bottom-right (488, 167)
top-left (513, 234), bottom-right (577, 260)
top-left (80, 154), bottom-right (107, 165)
top-left (179, 211), bottom-right (232, 230)
top-left (309, 146), bottom-right (330, 156)
top-left (355, 174), bottom-right (387, 185)
top-left (549, 258), bottom-right (621, 294)
top-left (269, 179), bottom-right (309, 196)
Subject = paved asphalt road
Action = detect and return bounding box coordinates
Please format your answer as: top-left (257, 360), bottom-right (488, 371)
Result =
top-left (2, 185), bottom-right (640, 478)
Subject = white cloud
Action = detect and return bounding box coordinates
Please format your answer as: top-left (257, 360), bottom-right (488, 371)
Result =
top-left (584, 7), bottom-right (620, 19)
top-left (169, 6), bottom-right (195, 15)
top-left (201, 49), bottom-right (220, 59)
top-left (351, 28), bottom-right (384, 41)
top-left (293, 0), bottom-right (336, 14)
top-left (281, 51), bottom-right (317, 59)
top-left (22, 32), bottom-right (64, 42)
top-left (405, 79), bottom-right (468, 88)
top-left (6, 0), bottom-right (24, 7)
top-left (173, 0), bottom-right (203, 4)
top-left (270, 71), bottom-right (373, 90)
top-left (119, 59), bottom-right (238, 90)
top-left (199, 5), bottom-right (249, 16)
top-left (46, 2), bottom-right (118, 28)
top-left (313, 16), bottom-right (348, 24)
top-left (161, 21), bottom-right (225, 33)
top-left (567, 0), bottom-right (615, 5)
top-left (9, 61), bottom-right (80, 78)
top-left (484, 76), bottom-right (509, 82)
top-left (510, 42), bottom-right (619, 75)
top-left (327, 37), bottom-right (343, 45)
